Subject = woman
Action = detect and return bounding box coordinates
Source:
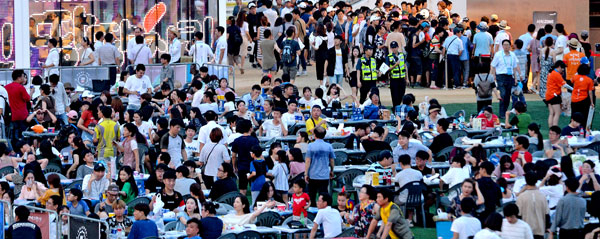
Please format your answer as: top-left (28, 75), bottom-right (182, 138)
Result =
top-left (34, 84), bottom-right (56, 121)
top-left (529, 28), bottom-right (545, 93)
top-left (577, 160), bottom-right (600, 192)
top-left (106, 200), bottom-right (133, 232)
top-left (37, 139), bottom-right (61, 169)
top-left (215, 78), bottom-right (236, 97)
top-left (476, 106), bottom-right (500, 128)
top-left (349, 47), bottom-right (362, 100)
top-left (349, 185), bottom-right (378, 237)
top-left (424, 104), bottom-right (443, 130)
top-left (437, 1), bottom-right (450, 19)
top-left (115, 123), bottom-right (142, 172)
top-left (252, 181), bottom-right (284, 209)
top-left (66, 137), bottom-right (87, 177)
top-left (492, 155), bottom-right (525, 179)
top-left (298, 87), bottom-right (315, 109)
top-left (451, 178), bottom-right (484, 217)
top-left (539, 37), bottom-right (556, 101)
top-left (169, 90), bottom-right (189, 119)
top-left (0, 143), bottom-right (17, 169)
top-left (189, 107), bottom-right (207, 130)
top-left (200, 201), bottom-right (223, 239)
top-left (235, 101), bottom-right (258, 127)
top-left (38, 173), bottom-right (66, 206)
top-left (538, 168), bottom-right (564, 216)
top-left (288, 148), bottom-right (305, 178)
top-left (571, 64), bottom-right (595, 126)
top-left (560, 155), bottom-right (576, 179)
top-left (116, 166), bottom-right (138, 203)
top-left (112, 97), bottom-right (125, 123)
top-left (545, 60), bottom-right (572, 126)
top-left (256, 16), bottom-right (270, 67)
top-left (132, 111), bottom-right (153, 139)
top-left (78, 37), bottom-right (95, 66)
top-left (496, 178), bottom-right (515, 204)
top-left (199, 128), bottom-right (231, 189)
top-left (176, 197), bottom-right (201, 230)
top-left (430, 27), bottom-right (446, 89)
top-left (528, 123), bottom-right (544, 151)
top-left (313, 23), bottom-right (329, 87)
top-left (18, 170), bottom-right (47, 201)
top-left (363, 93), bottom-right (386, 120)
top-left (294, 132), bottom-right (309, 153)
top-left (324, 84), bottom-right (349, 108)
top-left (473, 213), bottom-right (503, 239)
top-left (208, 163), bottom-right (238, 200)
top-left (237, 11), bottom-right (251, 74)
top-left (221, 195), bottom-right (276, 225)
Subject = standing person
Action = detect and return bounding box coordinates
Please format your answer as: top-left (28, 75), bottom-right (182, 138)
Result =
top-left (571, 64), bottom-right (594, 127)
top-left (237, 10), bottom-right (251, 73)
top-left (214, 26), bottom-right (228, 65)
top-left (48, 75), bottom-right (69, 125)
top-left (78, 37), bottom-right (95, 66)
top-left (515, 172), bottom-right (549, 239)
top-left (501, 203), bottom-right (534, 239)
top-left (349, 47), bottom-right (362, 101)
top-left (564, 38), bottom-right (585, 84)
top-left (459, 27), bottom-right (472, 88)
top-left (7, 71), bottom-right (32, 145)
top-left (227, 16), bottom-right (243, 73)
top-left (97, 33), bottom-right (121, 89)
top-left (553, 23), bottom-right (568, 61)
top-left (128, 35), bottom-right (153, 66)
top-left (314, 23), bottom-right (329, 87)
top-left (490, 39), bottom-right (521, 118)
top-left (327, 35), bottom-right (349, 86)
top-left (281, 28), bottom-right (301, 84)
top-left (94, 106), bottom-right (120, 175)
top-left (443, 27), bottom-right (464, 89)
top-left (450, 197), bottom-right (482, 239)
top-left (160, 119), bottom-right (187, 168)
top-left (387, 41), bottom-right (407, 108)
top-left (530, 29), bottom-right (545, 93)
top-left (168, 28), bottom-right (181, 63)
top-left (304, 126), bottom-right (335, 207)
top-left (198, 128), bottom-right (230, 189)
top-left (292, 9), bottom-right (307, 76)
top-left (231, 119), bottom-right (259, 196)
top-left (6, 206), bottom-right (42, 239)
top-left (259, 29), bottom-right (279, 76)
top-left (430, 27), bottom-right (446, 89)
top-left (365, 188), bottom-right (413, 239)
top-left (189, 32), bottom-right (214, 66)
top-left (474, 64), bottom-right (501, 112)
top-left (551, 178), bottom-right (586, 239)
top-left (539, 37), bottom-right (556, 101)
top-left (519, 24), bottom-right (536, 93)
top-left (476, 161), bottom-right (502, 221)
top-left (472, 22), bottom-right (494, 74)
top-left (93, 31), bottom-right (104, 66)
top-left (42, 38), bottom-right (60, 78)
top-left (545, 61), bottom-right (572, 126)
top-left (357, 45), bottom-right (379, 103)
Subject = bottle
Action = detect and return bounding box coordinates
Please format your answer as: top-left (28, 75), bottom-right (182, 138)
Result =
top-left (300, 211), bottom-right (306, 226)
top-left (580, 127), bottom-right (585, 139)
top-left (353, 139), bottom-right (358, 150)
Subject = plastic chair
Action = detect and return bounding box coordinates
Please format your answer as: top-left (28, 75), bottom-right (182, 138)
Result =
top-left (584, 141), bottom-right (600, 154)
top-left (336, 227), bottom-right (356, 237)
top-left (434, 146), bottom-right (454, 162)
top-left (0, 166), bottom-right (14, 178)
top-left (64, 179), bottom-right (83, 192)
top-left (331, 168), bottom-right (364, 199)
top-left (363, 150), bottom-right (382, 164)
top-left (453, 110), bottom-right (466, 119)
top-left (182, 194), bottom-right (193, 202)
top-left (439, 183), bottom-right (463, 210)
top-left (527, 144), bottom-right (538, 154)
top-left (334, 151), bottom-right (348, 166)
top-left (45, 172), bottom-right (68, 180)
top-left (164, 221), bottom-right (178, 231)
top-left (448, 130), bottom-right (468, 142)
top-left (216, 203), bottom-right (234, 215)
top-left (216, 191), bottom-right (245, 206)
top-left (237, 231), bottom-right (262, 239)
top-left (126, 197), bottom-right (151, 216)
top-left (399, 181), bottom-right (427, 228)
top-left (255, 211), bottom-right (283, 227)
top-left (43, 164), bottom-right (62, 174)
top-left (390, 139), bottom-right (398, 148)
top-left (331, 142), bottom-right (346, 149)
top-left (289, 172), bottom-right (306, 192)
top-left (384, 133), bottom-right (399, 144)
top-left (217, 234), bottom-right (237, 239)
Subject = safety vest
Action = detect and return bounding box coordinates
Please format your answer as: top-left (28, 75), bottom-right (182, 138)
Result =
top-left (360, 57), bottom-right (378, 81)
top-left (388, 53), bottom-right (406, 79)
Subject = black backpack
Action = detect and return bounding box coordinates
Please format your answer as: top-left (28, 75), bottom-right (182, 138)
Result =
top-left (0, 94), bottom-right (12, 126)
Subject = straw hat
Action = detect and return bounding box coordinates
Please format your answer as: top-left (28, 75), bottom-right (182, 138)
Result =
top-left (168, 27), bottom-right (179, 37)
top-left (498, 20), bottom-right (510, 30)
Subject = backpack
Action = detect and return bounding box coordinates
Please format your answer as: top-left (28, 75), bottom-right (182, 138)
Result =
top-left (359, 22), bottom-right (368, 46)
top-left (476, 74), bottom-right (493, 99)
top-left (281, 40), bottom-right (294, 64)
top-left (233, 28), bottom-right (243, 45)
top-left (0, 94), bottom-right (11, 125)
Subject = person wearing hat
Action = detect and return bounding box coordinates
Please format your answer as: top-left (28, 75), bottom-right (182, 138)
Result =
top-left (365, 15), bottom-right (380, 47)
top-left (472, 21), bottom-right (493, 74)
top-left (82, 163), bottom-right (110, 200)
top-left (564, 38), bottom-right (585, 82)
top-left (386, 40), bottom-right (407, 107)
top-left (95, 184), bottom-right (120, 217)
top-left (493, 20), bottom-right (511, 53)
top-left (168, 27), bottom-right (181, 63)
top-left (357, 45), bottom-right (379, 103)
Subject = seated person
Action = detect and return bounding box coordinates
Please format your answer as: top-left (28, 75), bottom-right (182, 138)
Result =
top-left (451, 178), bottom-right (485, 217)
top-left (365, 188), bottom-right (412, 239)
top-left (393, 130), bottom-right (432, 164)
top-left (577, 160), bottom-right (600, 192)
top-left (106, 199), bottom-right (133, 232)
top-left (493, 155), bottom-right (525, 179)
top-left (26, 108), bottom-right (58, 129)
top-left (208, 163), bottom-right (238, 200)
top-left (412, 150), bottom-right (436, 176)
top-left (394, 154), bottom-right (423, 206)
top-left (361, 126), bottom-right (392, 153)
top-left (151, 169), bottom-right (184, 212)
top-left (221, 195), bottom-right (276, 225)
top-left (66, 188), bottom-right (90, 216)
top-left (152, 83), bottom-right (172, 103)
top-left (199, 91), bottom-right (218, 114)
top-left (128, 204), bottom-right (158, 239)
top-left (7, 206), bottom-right (42, 238)
top-left (82, 163), bottom-right (110, 200)
top-left (504, 101), bottom-right (531, 135)
top-left (363, 93), bottom-right (386, 120)
top-left (184, 218), bottom-right (202, 239)
top-left (439, 154), bottom-right (470, 189)
top-left (18, 170), bottom-right (47, 201)
top-left (310, 193), bottom-right (343, 239)
top-left (395, 94), bottom-right (416, 120)
top-left (368, 150), bottom-right (397, 185)
top-left (476, 106), bottom-right (499, 128)
top-left (345, 123), bottom-right (368, 150)
top-left (424, 104), bottom-right (443, 130)
top-left (511, 136), bottom-right (533, 165)
top-left (281, 99), bottom-right (303, 126)
top-left (543, 126), bottom-right (570, 157)
top-left (561, 112), bottom-right (585, 136)
top-left (258, 108), bottom-right (288, 138)
top-left (76, 150), bottom-right (95, 179)
top-left (95, 184), bottom-right (120, 218)
top-left (335, 192), bottom-right (351, 223)
top-left (174, 166), bottom-right (196, 195)
top-left (252, 181), bottom-right (284, 210)
top-left (145, 163), bottom-right (167, 194)
top-left (429, 118), bottom-right (453, 155)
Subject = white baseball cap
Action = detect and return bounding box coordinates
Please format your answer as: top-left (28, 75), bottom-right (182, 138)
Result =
top-left (82, 90), bottom-right (94, 98)
top-left (370, 15), bottom-right (381, 22)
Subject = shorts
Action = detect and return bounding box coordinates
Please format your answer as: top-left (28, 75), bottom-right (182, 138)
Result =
top-left (545, 95), bottom-right (562, 105)
top-left (228, 54), bottom-right (241, 66)
top-left (409, 56), bottom-right (423, 76)
top-left (238, 169), bottom-right (250, 190)
top-left (349, 71), bottom-right (358, 88)
top-left (262, 64), bottom-right (277, 73)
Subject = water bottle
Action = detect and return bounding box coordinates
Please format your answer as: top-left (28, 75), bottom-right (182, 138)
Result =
top-left (353, 139), bottom-right (358, 150)
top-left (283, 143), bottom-right (289, 151)
top-left (117, 224), bottom-right (125, 237)
top-left (580, 127), bottom-right (585, 140)
top-left (218, 100), bottom-right (225, 112)
top-left (110, 228), bottom-right (117, 239)
top-left (345, 102), bottom-right (349, 109)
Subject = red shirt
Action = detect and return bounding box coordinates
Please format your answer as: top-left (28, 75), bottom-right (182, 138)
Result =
top-left (292, 192), bottom-right (310, 216)
top-left (476, 113), bottom-right (499, 128)
top-left (511, 151), bottom-right (532, 164)
top-left (80, 110), bottom-right (97, 127)
top-left (5, 82), bottom-right (30, 121)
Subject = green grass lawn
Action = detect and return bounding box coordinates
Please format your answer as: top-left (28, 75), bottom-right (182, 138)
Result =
top-left (411, 227), bottom-right (438, 238)
top-left (443, 99), bottom-right (599, 136)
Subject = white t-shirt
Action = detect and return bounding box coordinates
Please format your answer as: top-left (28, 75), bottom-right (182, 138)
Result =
top-left (334, 48), bottom-right (343, 75)
top-left (169, 38), bottom-right (181, 63)
top-left (441, 167), bottom-right (470, 188)
top-left (199, 102), bottom-right (218, 114)
top-left (81, 47), bottom-right (94, 65)
top-left (215, 36), bottom-right (228, 65)
top-left (198, 121), bottom-right (227, 145)
top-left (473, 228), bottom-right (501, 239)
top-left (45, 48), bottom-right (60, 76)
top-left (128, 44), bottom-right (152, 65)
top-left (190, 42), bottom-right (214, 66)
top-left (538, 184), bottom-right (564, 209)
top-left (262, 119), bottom-right (287, 138)
top-left (135, 121), bottom-right (154, 139)
top-left (451, 215), bottom-right (482, 239)
top-left (184, 139), bottom-right (200, 159)
top-left (191, 89), bottom-right (204, 108)
top-left (269, 161), bottom-right (289, 191)
top-left (224, 101), bottom-right (235, 112)
top-left (555, 35), bottom-right (568, 60)
top-left (240, 22), bottom-right (249, 37)
top-left (494, 31), bottom-right (510, 47)
top-left (500, 219), bottom-right (534, 239)
top-left (125, 75), bottom-right (152, 106)
top-left (93, 42), bottom-right (104, 66)
top-left (281, 112), bottom-right (302, 126)
top-left (313, 206), bottom-right (343, 238)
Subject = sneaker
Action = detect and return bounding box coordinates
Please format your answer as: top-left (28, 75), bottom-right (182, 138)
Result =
top-left (251, 63), bottom-right (257, 68)
top-left (301, 70), bottom-right (307, 75)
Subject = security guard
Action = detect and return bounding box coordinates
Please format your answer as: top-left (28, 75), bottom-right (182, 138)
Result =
top-left (357, 45), bottom-right (380, 103)
top-left (387, 41), bottom-right (407, 107)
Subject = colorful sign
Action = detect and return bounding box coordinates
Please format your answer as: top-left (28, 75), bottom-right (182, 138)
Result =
top-left (29, 212), bottom-right (49, 239)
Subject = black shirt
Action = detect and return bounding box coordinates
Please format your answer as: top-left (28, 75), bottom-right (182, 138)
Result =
top-left (160, 190), bottom-right (184, 211)
top-left (365, 26), bottom-right (377, 46)
top-left (7, 220), bottom-right (42, 239)
top-left (231, 135), bottom-right (260, 171)
top-left (412, 165), bottom-right (434, 176)
top-left (476, 176), bottom-right (502, 216)
top-left (561, 125), bottom-right (584, 137)
top-left (227, 25), bottom-right (242, 55)
top-left (145, 177), bottom-right (165, 193)
top-left (430, 132), bottom-right (453, 155)
top-left (344, 133), bottom-right (362, 150)
top-left (208, 178), bottom-right (238, 200)
top-left (362, 140), bottom-right (392, 153)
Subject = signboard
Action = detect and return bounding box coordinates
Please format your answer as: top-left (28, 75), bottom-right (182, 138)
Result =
top-left (69, 216), bottom-right (101, 239)
top-left (533, 11), bottom-right (557, 32)
top-left (29, 212), bottom-right (49, 239)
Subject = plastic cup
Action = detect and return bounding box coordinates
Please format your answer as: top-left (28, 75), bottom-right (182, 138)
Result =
top-left (502, 172), bottom-right (510, 179)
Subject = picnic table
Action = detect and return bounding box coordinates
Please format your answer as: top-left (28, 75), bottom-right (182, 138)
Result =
top-left (258, 135), bottom-right (349, 144)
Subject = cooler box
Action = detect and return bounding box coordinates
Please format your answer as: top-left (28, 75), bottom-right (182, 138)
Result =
top-left (436, 220), bottom-right (453, 239)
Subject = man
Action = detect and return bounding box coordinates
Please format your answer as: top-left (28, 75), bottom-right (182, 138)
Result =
top-left (93, 31), bottom-right (104, 66)
top-left (539, 24), bottom-right (557, 48)
top-left (393, 130), bottom-right (432, 163)
top-left (259, 108), bottom-right (288, 138)
top-left (6, 70), bottom-right (32, 146)
top-left (49, 74), bottom-right (69, 125)
top-left (151, 170), bottom-right (184, 212)
top-left (361, 126), bottom-right (392, 153)
top-left (241, 84), bottom-right (265, 110)
top-left (472, 22), bottom-right (494, 74)
top-left (494, 20), bottom-right (511, 53)
top-left (440, 156), bottom-right (470, 189)
top-left (7, 206), bottom-right (42, 239)
top-left (305, 126), bottom-right (335, 207)
top-left (413, 150), bottom-right (436, 175)
top-left (184, 218), bottom-right (202, 239)
top-left (95, 184), bottom-right (120, 217)
top-left (126, 27), bottom-right (143, 59)
top-left (26, 108), bottom-right (58, 129)
top-left (128, 35), bottom-right (153, 66)
top-left (94, 106), bottom-right (120, 173)
top-left (157, 53), bottom-right (174, 91)
top-left (365, 188), bottom-right (413, 239)
top-left (430, 118), bottom-right (453, 155)
top-left (450, 197), bottom-right (481, 239)
top-left (97, 33), bottom-right (121, 88)
top-left (189, 32), bottom-right (214, 66)
top-left (231, 119), bottom-right (259, 195)
top-left (443, 27), bottom-right (464, 89)
top-left (214, 26), bottom-right (228, 65)
top-left (387, 41), bottom-right (408, 107)
top-left (561, 112), bottom-right (584, 136)
top-left (174, 166), bottom-right (196, 195)
top-left (305, 105), bottom-right (327, 136)
top-left (491, 39), bottom-right (521, 118)
top-left (247, 2), bottom-right (260, 68)
top-left (197, 110), bottom-right (227, 151)
top-left (198, 91), bottom-right (218, 114)
top-left (501, 203), bottom-right (534, 239)
top-left (518, 24), bottom-right (535, 91)
top-left (128, 204), bottom-right (159, 239)
top-left (226, 17), bottom-right (242, 70)
top-left (292, 9), bottom-right (308, 76)
top-left (357, 45), bottom-right (379, 103)
top-left (82, 163), bottom-right (110, 200)
top-left (160, 118), bottom-right (187, 168)
top-left (368, 150), bottom-right (397, 185)
top-left (168, 28), bottom-right (181, 63)
top-left (281, 28), bottom-right (301, 84)
top-left (262, 0), bottom-right (278, 28)
top-left (395, 154), bottom-right (423, 189)
top-left (309, 193), bottom-right (343, 239)
top-left (477, 161), bottom-right (502, 220)
top-left (551, 178), bottom-right (586, 239)
top-left (123, 64), bottom-right (152, 111)
top-left (42, 38), bottom-right (60, 77)
top-left (516, 172), bottom-right (549, 239)
top-left (345, 123), bottom-right (368, 150)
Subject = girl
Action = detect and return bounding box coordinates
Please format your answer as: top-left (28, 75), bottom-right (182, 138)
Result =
top-left (539, 37), bottom-right (556, 102)
top-left (115, 123), bottom-right (142, 172)
top-left (268, 150), bottom-right (290, 204)
top-left (313, 23), bottom-right (329, 87)
top-left (223, 92), bottom-right (237, 115)
top-left (38, 173), bottom-right (66, 206)
top-left (288, 148), bottom-right (305, 178)
top-left (266, 142), bottom-right (281, 170)
top-left (200, 201), bottom-right (223, 239)
top-left (132, 111), bottom-right (153, 140)
top-left (78, 37), bottom-right (95, 66)
top-left (106, 200), bottom-right (133, 232)
top-left (496, 178), bottom-right (515, 204)
top-left (235, 101), bottom-right (258, 127)
top-left (545, 60), bottom-right (572, 126)
top-left (116, 166), bottom-right (138, 203)
top-left (236, 11), bottom-right (251, 73)
top-left (492, 155), bottom-right (525, 179)
top-left (529, 28), bottom-right (545, 93)
top-left (527, 123), bottom-right (544, 151)
top-left (298, 87), bottom-right (314, 109)
top-left (176, 197), bottom-right (201, 230)
top-left (294, 131), bottom-right (309, 153)
top-left (18, 170), bottom-right (47, 200)
top-left (349, 47), bottom-right (362, 99)
top-left (0, 143), bottom-right (18, 169)
top-left (324, 84), bottom-right (349, 108)
top-left (216, 78), bottom-right (236, 97)
top-left (189, 107), bottom-right (207, 130)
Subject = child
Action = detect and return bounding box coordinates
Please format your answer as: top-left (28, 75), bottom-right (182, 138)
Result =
top-left (288, 148), bottom-right (306, 178)
top-left (512, 39), bottom-right (527, 105)
top-left (291, 180), bottom-right (310, 221)
top-left (76, 150), bottom-right (95, 179)
top-left (67, 188), bottom-right (90, 216)
top-left (336, 192), bottom-right (352, 224)
top-left (183, 125), bottom-right (200, 160)
top-left (268, 150), bottom-right (290, 204)
top-left (223, 92), bottom-right (236, 114)
top-left (60, 206), bottom-right (70, 237)
top-left (281, 99), bottom-right (304, 126)
top-left (248, 145), bottom-right (268, 205)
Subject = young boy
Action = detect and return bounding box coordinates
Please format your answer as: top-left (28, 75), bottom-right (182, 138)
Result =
top-left (67, 188), bottom-right (90, 216)
top-left (292, 180), bottom-right (310, 221)
top-left (183, 125), bottom-right (200, 160)
top-left (512, 39), bottom-right (527, 103)
top-left (440, 156), bottom-right (470, 189)
top-left (158, 53), bottom-right (174, 91)
top-left (248, 145), bottom-right (268, 204)
top-left (76, 150), bottom-right (95, 179)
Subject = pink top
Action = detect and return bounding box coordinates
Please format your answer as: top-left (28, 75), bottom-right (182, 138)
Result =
top-left (18, 182), bottom-right (48, 200)
top-left (216, 87), bottom-right (236, 97)
top-left (289, 161), bottom-right (306, 178)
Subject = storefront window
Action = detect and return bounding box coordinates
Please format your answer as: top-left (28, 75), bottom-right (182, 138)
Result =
top-left (0, 1), bottom-right (15, 67)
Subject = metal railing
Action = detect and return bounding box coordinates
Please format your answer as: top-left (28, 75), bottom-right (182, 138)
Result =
top-left (22, 205), bottom-right (60, 239)
top-left (62, 212), bottom-right (109, 239)
top-left (0, 68), bottom-right (43, 87)
top-left (205, 63), bottom-right (236, 89)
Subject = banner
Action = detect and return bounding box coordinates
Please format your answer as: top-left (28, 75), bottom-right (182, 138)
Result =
top-left (28, 212), bottom-right (49, 239)
top-left (533, 12), bottom-right (558, 32)
top-left (69, 216), bottom-right (101, 239)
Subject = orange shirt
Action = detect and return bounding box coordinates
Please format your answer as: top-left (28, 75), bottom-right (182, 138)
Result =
top-left (545, 70), bottom-right (565, 101)
top-left (571, 74), bottom-right (594, 102)
top-left (564, 50), bottom-right (585, 81)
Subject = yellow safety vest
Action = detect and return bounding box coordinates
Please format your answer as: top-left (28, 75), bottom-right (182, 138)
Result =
top-left (360, 57), bottom-right (377, 81)
top-left (388, 53), bottom-right (406, 79)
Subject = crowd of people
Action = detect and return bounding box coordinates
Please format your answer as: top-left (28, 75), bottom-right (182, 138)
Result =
top-left (1, 0), bottom-right (600, 239)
